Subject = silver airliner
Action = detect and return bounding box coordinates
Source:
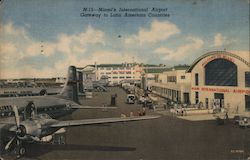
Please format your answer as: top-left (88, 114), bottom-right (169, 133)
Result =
top-left (0, 66), bottom-right (110, 119)
top-left (0, 66), bottom-right (159, 158)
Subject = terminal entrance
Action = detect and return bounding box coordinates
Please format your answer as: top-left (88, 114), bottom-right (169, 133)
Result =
top-left (214, 93), bottom-right (224, 108)
top-left (183, 93), bottom-right (190, 104)
top-left (246, 95), bottom-right (250, 111)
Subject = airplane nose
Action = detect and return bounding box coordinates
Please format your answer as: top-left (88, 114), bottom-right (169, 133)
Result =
top-left (17, 125), bottom-right (26, 137)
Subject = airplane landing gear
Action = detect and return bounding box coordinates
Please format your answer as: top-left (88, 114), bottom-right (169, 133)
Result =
top-left (52, 134), bottom-right (66, 145)
top-left (14, 141), bottom-right (26, 159)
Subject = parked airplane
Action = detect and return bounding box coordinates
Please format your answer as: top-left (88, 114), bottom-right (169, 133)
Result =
top-left (1, 105), bottom-right (158, 158)
top-left (0, 66), bottom-right (113, 119)
top-left (0, 87), bottom-right (61, 97)
top-left (0, 65), bottom-right (160, 158)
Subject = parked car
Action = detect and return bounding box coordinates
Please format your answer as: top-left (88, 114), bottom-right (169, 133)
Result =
top-left (143, 100), bottom-right (154, 109)
top-left (137, 96), bottom-right (146, 104)
top-left (238, 117), bottom-right (250, 128)
top-left (126, 94), bottom-right (136, 104)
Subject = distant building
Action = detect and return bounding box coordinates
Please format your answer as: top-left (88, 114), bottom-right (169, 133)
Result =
top-left (55, 77), bottom-right (66, 84)
top-left (141, 67), bottom-right (169, 91)
top-left (151, 65), bottom-right (191, 103)
top-left (81, 63), bottom-right (142, 85)
top-left (81, 63), bottom-right (170, 86)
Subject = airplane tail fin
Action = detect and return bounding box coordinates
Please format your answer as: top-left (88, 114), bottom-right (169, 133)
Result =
top-left (77, 71), bottom-right (84, 93)
top-left (59, 66), bottom-right (79, 103)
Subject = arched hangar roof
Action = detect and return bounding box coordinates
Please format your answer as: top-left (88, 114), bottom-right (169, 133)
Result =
top-left (186, 51), bottom-right (250, 73)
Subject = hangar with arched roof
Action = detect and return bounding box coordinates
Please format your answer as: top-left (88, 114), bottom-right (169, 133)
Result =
top-left (187, 51), bottom-right (250, 113)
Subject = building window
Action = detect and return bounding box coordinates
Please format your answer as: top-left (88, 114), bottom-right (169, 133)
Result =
top-left (113, 77), bottom-right (118, 79)
top-left (246, 95), bottom-right (250, 111)
top-left (181, 75), bottom-right (185, 79)
top-left (195, 73), bottom-right (199, 86)
top-left (167, 76), bottom-right (176, 83)
top-left (205, 58), bottom-right (237, 86)
top-left (119, 76), bottom-right (125, 79)
top-left (245, 72), bottom-right (250, 87)
top-left (205, 98), bottom-right (209, 108)
top-left (195, 92), bottom-right (199, 104)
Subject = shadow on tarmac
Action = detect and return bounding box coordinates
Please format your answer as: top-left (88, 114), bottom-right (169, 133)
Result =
top-left (24, 143), bottom-right (136, 158)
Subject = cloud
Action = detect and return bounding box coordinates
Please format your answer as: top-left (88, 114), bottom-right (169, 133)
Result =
top-left (214, 33), bottom-right (226, 47)
top-left (0, 66), bottom-right (57, 79)
top-left (154, 36), bottom-right (204, 61)
top-left (0, 22), bottom-right (27, 37)
top-left (0, 22), bottom-right (106, 78)
top-left (75, 26), bottom-right (105, 45)
top-left (0, 42), bottom-right (17, 55)
top-left (154, 47), bottom-right (173, 55)
top-left (124, 20), bottom-right (180, 45)
top-left (213, 33), bottom-right (235, 47)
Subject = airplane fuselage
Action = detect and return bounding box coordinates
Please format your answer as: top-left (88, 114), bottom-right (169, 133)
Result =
top-left (0, 96), bottom-right (76, 119)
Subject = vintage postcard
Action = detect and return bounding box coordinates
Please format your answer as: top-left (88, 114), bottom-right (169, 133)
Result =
top-left (0, 0), bottom-right (249, 160)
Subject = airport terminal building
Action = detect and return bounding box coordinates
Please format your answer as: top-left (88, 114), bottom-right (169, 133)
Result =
top-left (151, 65), bottom-right (191, 103)
top-left (187, 51), bottom-right (250, 113)
top-left (152, 51), bottom-right (250, 114)
top-left (81, 63), bottom-right (142, 85)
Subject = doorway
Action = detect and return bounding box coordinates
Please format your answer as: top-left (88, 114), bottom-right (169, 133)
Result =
top-left (183, 93), bottom-right (190, 104)
top-left (214, 93), bottom-right (224, 108)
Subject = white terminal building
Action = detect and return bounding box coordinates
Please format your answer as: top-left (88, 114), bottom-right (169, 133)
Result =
top-left (152, 51), bottom-right (250, 114)
top-left (81, 63), bottom-right (143, 85)
top-left (81, 63), bottom-right (168, 86)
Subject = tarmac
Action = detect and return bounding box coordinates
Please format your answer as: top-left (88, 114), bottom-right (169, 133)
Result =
top-left (5, 87), bottom-right (250, 160)
top-left (156, 110), bottom-right (242, 122)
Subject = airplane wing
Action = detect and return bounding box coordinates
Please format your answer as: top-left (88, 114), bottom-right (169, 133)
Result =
top-left (50, 115), bottom-right (160, 128)
top-left (71, 103), bottom-right (117, 109)
top-left (71, 105), bottom-right (117, 109)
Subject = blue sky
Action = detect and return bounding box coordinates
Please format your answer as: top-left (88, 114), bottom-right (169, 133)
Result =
top-left (0, 0), bottom-right (249, 78)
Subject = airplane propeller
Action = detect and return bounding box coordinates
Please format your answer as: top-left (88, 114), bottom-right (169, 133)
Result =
top-left (4, 105), bottom-right (21, 150)
top-left (5, 105), bottom-right (46, 151)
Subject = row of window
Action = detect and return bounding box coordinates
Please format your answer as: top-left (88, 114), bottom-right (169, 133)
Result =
top-left (99, 67), bottom-right (132, 70)
top-left (0, 105), bottom-right (63, 117)
top-left (165, 75), bottom-right (185, 83)
top-left (167, 76), bottom-right (176, 83)
top-left (100, 72), bottom-right (133, 75)
top-left (112, 76), bottom-right (132, 79)
top-left (0, 105), bottom-right (12, 111)
top-left (152, 86), bottom-right (180, 101)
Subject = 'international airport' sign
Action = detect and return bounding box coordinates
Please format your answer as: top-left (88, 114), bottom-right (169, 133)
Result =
top-left (192, 87), bottom-right (250, 95)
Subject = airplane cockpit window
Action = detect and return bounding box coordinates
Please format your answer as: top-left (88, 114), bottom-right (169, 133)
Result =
top-left (25, 101), bottom-right (36, 119)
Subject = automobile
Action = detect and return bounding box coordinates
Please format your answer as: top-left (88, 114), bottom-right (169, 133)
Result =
top-left (126, 94), bottom-right (136, 104)
top-left (234, 115), bottom-right (249, 125)
top-left (137, 96), bottom-right (146, 104)
top-left (143, 100), bottom-right (154, 109)
top-left (238, 117), bottom-right (250, 128)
